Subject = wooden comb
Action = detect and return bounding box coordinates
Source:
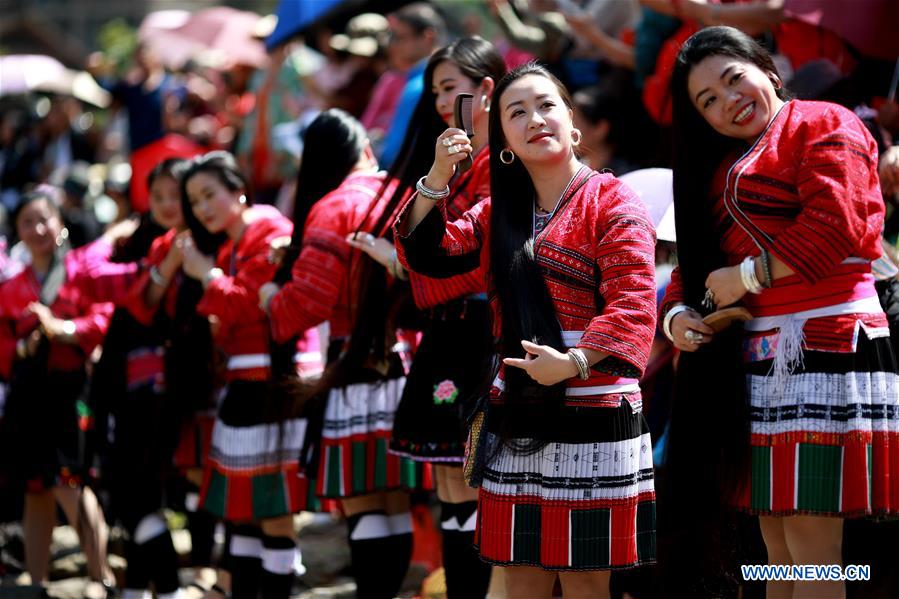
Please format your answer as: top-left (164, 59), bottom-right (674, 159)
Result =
top-left (453, 92), bottom-right (474, 173)
top-left (702, 306), bottom-right (753, 332)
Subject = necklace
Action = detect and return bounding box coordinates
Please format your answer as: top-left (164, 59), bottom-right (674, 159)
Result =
top-left (532, 165), bottom-right (584, 237)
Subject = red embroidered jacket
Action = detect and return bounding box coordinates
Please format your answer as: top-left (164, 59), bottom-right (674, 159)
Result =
top-left (0, 245), bottom-right (114, 378)
top-left (197, 207), bottom-right (292, 381)
top-left (662, 100), bottom-right (888, 353)
top-left (269, 171), bottom-right (399, 343)
top-left (407, 149), bottom-right (490, 309)
top-left (396, 167), bottom-right (658, 405)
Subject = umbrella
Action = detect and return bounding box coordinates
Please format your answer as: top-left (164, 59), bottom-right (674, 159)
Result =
top-left (785, 0), bottom-right (899, 60)
top-left (0, 54), bottom-right (111, 107)
top-left (267, 0), bottom-right (352, 50)
top-left (139, 7), bottom-right (269, 69)
top-left (618, 168), bottom-right (676, 242)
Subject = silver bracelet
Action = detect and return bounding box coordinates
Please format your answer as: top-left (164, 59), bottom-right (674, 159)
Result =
top-left (567, 348), bottom-right (590, 380)
top-left (662, 304), bottom-right (692, 342)
top-left (203, 267), bottom-right (224, 288)
top-left (415, 176), bottom-right (450, 201)
top-left (740, 256), bottom-right (764, 294)
top-left (149, 265), bottom-right (169, 287)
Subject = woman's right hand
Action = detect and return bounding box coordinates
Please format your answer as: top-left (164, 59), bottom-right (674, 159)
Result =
top-left (670, 308), bottom-right (715, 352)
top-left (425, 128), bottom-right (473, 191)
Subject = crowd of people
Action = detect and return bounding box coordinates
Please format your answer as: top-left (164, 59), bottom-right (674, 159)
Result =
top-left (1, 1), bottom-right (899, 598)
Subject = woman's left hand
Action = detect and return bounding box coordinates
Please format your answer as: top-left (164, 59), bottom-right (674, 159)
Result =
top-left (177, 231), bottom-right (215, 281)
top-left (705, 264), bottom-right (746, 308)
top-left (346, 232), bottom-right (395, 268)
top-left (502, 340), bottom-right (579, 386)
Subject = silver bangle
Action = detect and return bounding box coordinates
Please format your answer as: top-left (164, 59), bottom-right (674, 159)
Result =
top-left (149, 265), bottom-right (169, 287)
top-left (415, 176), bottom-right (450, 201)
top-left (740, 256), bottom-right (764, 294)
top-left (567, 348), bottom-right (590, 380)
top-left (663, 304), bottom-right (692, 342)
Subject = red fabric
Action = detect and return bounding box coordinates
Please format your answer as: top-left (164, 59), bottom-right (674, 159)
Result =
top-left (773, 19), bottom-right (856, 74)
top-left (662, 101), bottom-right (887, 351)
top-left (130, 134), bottom-right (205, 213)
top-left (122, 228), bottom-right (180, 325)
top-left (408, 150), bottom-right (491, 309)
top-left (269, 171), bottom-right (399, 343)
top-left (0, 246), bottom-right (114, 378)
top-left (396, 168), bottom-right (658, 396)
top-left (642, 22), bottom-right (698, 126)
top-left (197, 206), bottom-right (292, 373)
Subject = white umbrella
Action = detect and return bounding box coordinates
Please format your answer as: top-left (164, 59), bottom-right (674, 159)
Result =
top-left (619, 168), bottom-right (676, 242)
top-left (0, 54), bottom-right (111, 107)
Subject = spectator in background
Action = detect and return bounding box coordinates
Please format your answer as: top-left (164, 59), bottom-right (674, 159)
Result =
top-left (326, 14), bottom-right (391, 119)
top-left (38, 96), bottom-right (96, 184)
top-left (89, 44), bottom-right (184, 154)
top-left (572, 69), bottom-right (658, 174)
top-left (378, 2), bottom-right (446, 169)
top-left (59, 164), bottom-right (102, 249)
top-left (0, 109), bottom-right (41, 211)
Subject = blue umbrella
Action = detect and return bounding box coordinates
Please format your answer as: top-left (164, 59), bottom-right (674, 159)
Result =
top-left (266, 0), bottom-right (360, 50)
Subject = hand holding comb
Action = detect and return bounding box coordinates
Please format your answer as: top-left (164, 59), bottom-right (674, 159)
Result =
top-left (453, 92), bottom-right (474, 174)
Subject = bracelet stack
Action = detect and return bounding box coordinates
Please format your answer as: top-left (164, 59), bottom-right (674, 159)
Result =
top-left (662, 304), bottom-right (692, 342)
top-left (567, 348), bottom-right (590, 380)
top-left (740, 256), bottom-right (764, 294)
top-left (415, 176), bottom-right (450, 202)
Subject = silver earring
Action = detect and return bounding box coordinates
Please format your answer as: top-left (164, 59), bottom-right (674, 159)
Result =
top-left (499, 148), bottom-right (515, 165)
top-left (238, 194), bottom-right (247, 205)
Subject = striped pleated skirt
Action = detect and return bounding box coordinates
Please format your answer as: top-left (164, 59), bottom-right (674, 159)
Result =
top-left (200, 380), bottom-right (315, 521)
top-left (738, 328), bottom-right (899, 516)
top-left (475, 397), bottom-right (656, 571)
top-left (316, 376), bottom-right (432, 498)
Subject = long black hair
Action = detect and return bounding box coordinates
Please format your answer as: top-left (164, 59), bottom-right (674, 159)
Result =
top-left (274, 109), bottom-right (369, 285)
top-left (324, 37), bottom-right (506, 386)
top-left (174, 152), bottom-right (251, 411)
top-left (664, 26), bottom-right (790, 592)
top-left (380, 36), bottom-right (506, 213)
top-left (486, 63), bottom-right (573, 442)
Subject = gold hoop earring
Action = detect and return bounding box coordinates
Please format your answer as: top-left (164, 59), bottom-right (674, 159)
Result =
top-left (499, 148), bottom-right (515, 165)
top-left (571, 129), bottom-right (582, 145)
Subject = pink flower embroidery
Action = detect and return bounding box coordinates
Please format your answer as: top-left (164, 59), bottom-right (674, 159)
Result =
top-left (433, 379), bottom-right (459, 405)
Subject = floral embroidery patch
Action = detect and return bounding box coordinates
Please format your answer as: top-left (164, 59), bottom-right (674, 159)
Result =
top-left (433, 379), bottom-right (459, 405)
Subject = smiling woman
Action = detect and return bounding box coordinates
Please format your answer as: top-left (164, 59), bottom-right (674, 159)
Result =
top-left (661, 26), bottom-right (899, 598)
top-left (395, 63), bottom-right (658, 598)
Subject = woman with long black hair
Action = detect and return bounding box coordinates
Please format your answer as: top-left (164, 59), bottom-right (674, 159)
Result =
top-left (661, 26), bottom-right (899, 598)
top-left (176, 152), bottom-right (301, 599)
top-left (89, 158), bottom-right (192, 599)
top-left (259, 108), bottom-right (425, 599)
top-left (347, 36), bottom-right (505, 599)
top-left (395, 62), bottom-right (658, 598)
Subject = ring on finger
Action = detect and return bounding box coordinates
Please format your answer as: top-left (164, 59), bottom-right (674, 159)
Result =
top-left (442, 138), bottom-right (454, 147)
top-left (449, 144), bottom-right (461, 154)
top-left (684, 330), bottom-right (704, 344)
